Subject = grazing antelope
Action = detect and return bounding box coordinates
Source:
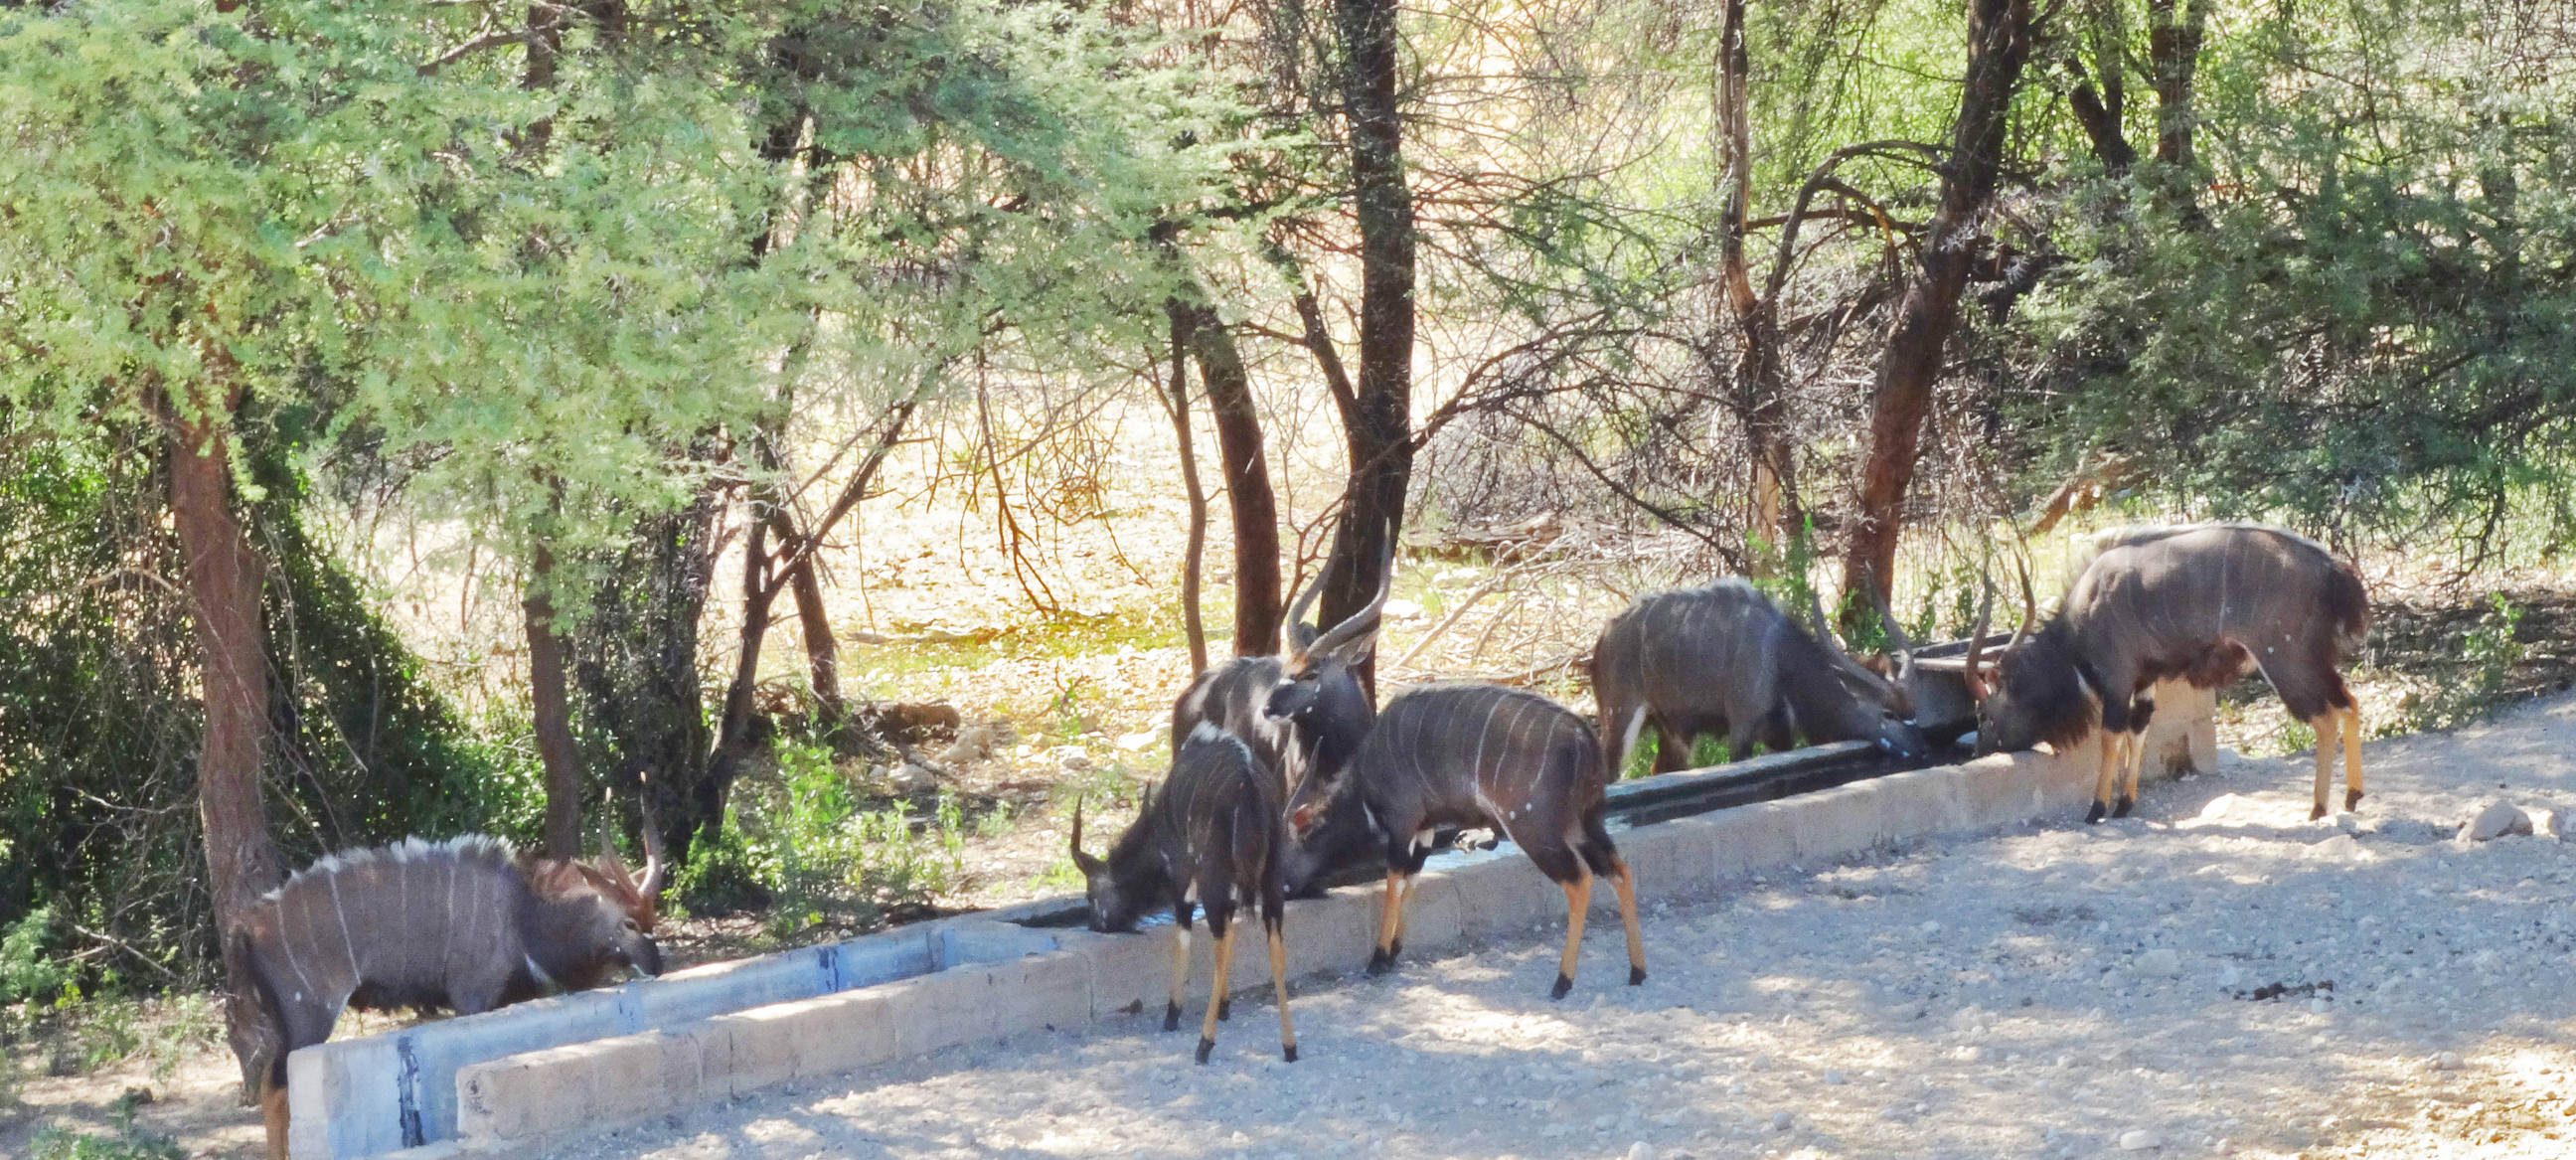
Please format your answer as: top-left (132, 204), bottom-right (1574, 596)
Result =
top-left (1169, 566), bottom-right (1390, 894)
top-left (1278, 682), bottom-right (1644, 1000)
top-left (1591, 579), bottom-right (1927, 776)
top-left (233, 822), bottom-right (665, 1158)
top-left (1070, 726), bottom-right (1300, 1064)
top-left (1966, 523), bottom-right (2370, 822)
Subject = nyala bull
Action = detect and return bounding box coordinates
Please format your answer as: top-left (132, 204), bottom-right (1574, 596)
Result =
top-left (233, 831), bottom-right (665, 1158)
top-left (1968, 523), bottom-right (2370, 822)
top-left (1169, 560), bottom-right (1392, 894)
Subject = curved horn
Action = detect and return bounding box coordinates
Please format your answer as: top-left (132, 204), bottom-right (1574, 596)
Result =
top-left (1807, 587), bottom-right (1894, 691)
top-left (1283, 566), bottom-right (1325, 641)
top-left (1068, 797), bottom-right (1105, 876)
top-left (1307, 545), bottom-right (1397, 661)
top-left (628, 774), bottom-right (669, 904)
top-left (1868, 588), bottom-right (1918, 715)
top-left (1962, 577), bottom-right (1999, 700)
top-left (2008, 553), bottom-right (2039, 650)
top-left (1870, 588), bottom-right (1918, 685)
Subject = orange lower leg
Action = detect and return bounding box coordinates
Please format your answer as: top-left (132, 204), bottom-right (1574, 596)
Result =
top-left (1368, 871), bottom-right (1408, 973)
top-left (2340, 703), bottom-right (2365, 811)
top-left (1552, 871), bottom-right (1592, 1000)
top-left (262, 1082), bottom-right (290, 1160)
top-left (1609, 860), bottom-right (1645, 986)
top-left (1197, 925), bottom-right (1236, 1063)
top-left (1268, 924), bottom-right (1297, 1063)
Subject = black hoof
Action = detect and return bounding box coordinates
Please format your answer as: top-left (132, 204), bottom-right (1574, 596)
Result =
top-left (2310, 803), bottom-right (2329, 821)
top-left (2345, 789), bottom-right (2363, 811)
top-left (1628, 966), bottom-right (1647, 986)
top-left (1283, 1045), bottom-right (1299, 1063)
top-left (1216, 999), bottom-right (1231, 1022)
top-left (1387, 938), bottom-right (1402, 961)
top-left (1196, 1038), bottom-right (1214, 1065)
top-left (1550, 972), bottom-right (1574, 1000)
top-left (1163, 1003), bottom-right (1181, 1032)
top-left (2084, 801), bottom-right (2108, 825)
top-left (2113, 795), bottom-right (2135, 818)
top-left (1367, 947), bottom-right (1394, 975)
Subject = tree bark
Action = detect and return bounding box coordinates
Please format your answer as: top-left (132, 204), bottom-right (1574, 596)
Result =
top-left (167, 380), bottom-right (286, 1098)
top-left (1839, 0), bottom-right (2033, 614)
top-left (1176, 299), bottom-right (1282, 657)
top-left (1162, 303), bottom-right (1212, 672)
top-left (1320, 0), bottom-right (1416, 684)
top-left (525, 541), bottom-right (584, 859)
top-left (2147, 0), bottom-right (2205, 170)
top-left (170, 387), bottom-right (282, 933)
top-left (786, 556), bottom-right (845, 724)
top-left (1712, 0), bottom-right (1798, 565)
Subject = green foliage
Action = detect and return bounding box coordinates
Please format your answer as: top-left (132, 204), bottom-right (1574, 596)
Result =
top-left (2390, 594), bottom-right (2530, 734)
top-left (30, 1091), bottom-right (185, 1160)
top-left (675, 743), bottom-right (971, 938)
top-left (2, 909), bottom-right (69, 1006)
top-left (2012, 3), bottom-right (2576, 549)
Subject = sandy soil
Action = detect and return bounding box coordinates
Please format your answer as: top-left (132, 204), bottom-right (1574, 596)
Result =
top-left (521, 694), bottom-right (2576, 1160)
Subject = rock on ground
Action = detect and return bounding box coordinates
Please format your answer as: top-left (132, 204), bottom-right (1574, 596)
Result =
top-left (542, 695), bottom-right (2576, 1160)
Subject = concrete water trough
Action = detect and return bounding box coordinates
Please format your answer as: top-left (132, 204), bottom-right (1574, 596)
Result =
top-left (289, 665), bottom-right (2218, 1160)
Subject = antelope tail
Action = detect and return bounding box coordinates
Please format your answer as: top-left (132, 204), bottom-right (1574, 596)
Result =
top-left (1616, 706), bottom-right (1648, 781)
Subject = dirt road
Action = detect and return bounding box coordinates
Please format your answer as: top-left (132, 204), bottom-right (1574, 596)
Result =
top-left (538, 694), bottom-right (2576, 1160)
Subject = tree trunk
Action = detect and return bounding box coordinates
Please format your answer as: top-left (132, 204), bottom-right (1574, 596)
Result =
top-left (171, 388), bottom-right (282, 928)
top-left (1176, 300), bottom-right (1282, 657)
top-left (168, 382), bottom-right (286, 1098)
top-left (2147, 0), bottom-right (2207, 226)
top-left (707, 474), bottom-right (784, 821)
top-left (525, 542), bottom-right (584, 860)
top-left (1321, 0), bottom-right (1416, 685)
top-left (1713, 0), bottom-right (1799, 566)
top-left (786, 556), bottom-right (845, 724)
top-left (1162, 304), bottom-right (1212, 672)
top-left (1839, 0), bottom-right (2033, 614)
top-left (2147, 0), bottom-right (2205, 170)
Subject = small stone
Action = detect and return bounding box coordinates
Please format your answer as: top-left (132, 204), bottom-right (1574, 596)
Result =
top-left (1116, 731), bottom-right (1159, 752)
top-left (2198, 794), bottom-right (2247, 822)
top-left (2308, 997), bottom-right (2331, 1015)
top-left (2118, 1129), bottom-right (2164, 1151)
top-left (1824, 1070), bottom-right (1846, 1085)
top-left (2433, 1052), bottom-right (2465, 1071)
top-left (2461, 800), bottom-right (2533, 842)
top-left (2136, 948), bottom-right (2183, 978)
top-left (888, 762), bottom-right (940, 794)
top-left (1919, 920), bottom-right (1943, 935)
top-left (2217, 964), bottom-right (2244, 988)
top-left (1771, 1111), bottom-right (1794, 1131)
top-left (1626, 1144), bottom-right (1656, 1160)
top-left (1382, 597), bottom-right (1424, 620)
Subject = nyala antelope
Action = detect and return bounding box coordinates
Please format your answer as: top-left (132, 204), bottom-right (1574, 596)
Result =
top-left (1169, 562), bottom-right (1392, 894)
top-left (232, 824), bottom-right (665, 1158)
top-left (1279, 681), bottom-right (1645, 999)
top-left (1967, 523), bottom-right (2371, 822)
top-left (1070, 726), bottom-right (1300, 1064)
top-left (1592, 578), bottom-right (1927, 774)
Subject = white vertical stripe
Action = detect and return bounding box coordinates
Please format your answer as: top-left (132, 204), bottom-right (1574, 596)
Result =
top-left (325, 870), bottom-right (359, 982)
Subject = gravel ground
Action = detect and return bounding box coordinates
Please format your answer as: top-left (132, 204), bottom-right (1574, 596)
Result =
top-left (539, 696), bottom-right (2576, 1158)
